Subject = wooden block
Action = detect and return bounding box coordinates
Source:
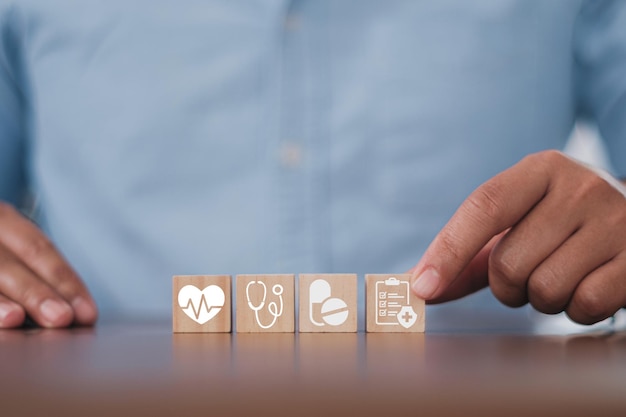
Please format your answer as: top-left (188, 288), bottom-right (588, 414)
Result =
top-left (173, 275), bottom-right (231, 333)
top-left (236, 274), bottom-right (295, 333)
top-left (366, 274), bottom-right (425, 333)
top-left (299, 273), bottom-right (357, 333)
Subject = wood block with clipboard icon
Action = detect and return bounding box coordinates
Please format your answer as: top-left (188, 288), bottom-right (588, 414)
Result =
top-left (366, 274), bottom-right (425, 333)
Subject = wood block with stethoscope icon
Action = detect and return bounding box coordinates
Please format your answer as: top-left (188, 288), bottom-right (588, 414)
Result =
top-left (236, 274), bottom-right (295, 333)
top-left (299, 274), bottom-right (357, 333)
top-left (365, 274), bottom-right (425, 333)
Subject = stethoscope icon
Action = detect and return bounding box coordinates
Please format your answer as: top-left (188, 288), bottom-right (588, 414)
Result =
top-left (245, 280), bottom-right (284, 329)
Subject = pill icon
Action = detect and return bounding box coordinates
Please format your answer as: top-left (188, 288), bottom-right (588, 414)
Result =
top-left (300, 274), bottom-right (357, 333)
top-left (320, 297), bottom-right (349, 326)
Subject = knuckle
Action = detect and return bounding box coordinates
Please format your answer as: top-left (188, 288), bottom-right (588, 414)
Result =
top-left (0, 258), bottom-right (23, 288)
top-left (570, 287), bottom-right (610, 324)
top-left (608, 197), bottom-right (626, 219)
top-left (0, 248), bottom-right (13, 267)
top-left (489, 252), bottom-right (524, 289)
top-left (490, 284), bottom-right (527, 308)
top-left (488, 252), bottom-right (529, 308)
top-left (527, 268), bottom-right (566, 314)
top-left (606, 208), bottom-right (626, 232)
top-left (531, 149), bottom-right (565, 166)
top-left (21, 236), bottom-right (53, 261)
top-left (53, 269), bottom-right (82, 296)
top-left (21, 237), bottom-right (54, 262)
top-left (523, 150), bottom-right (565, 178)
top-left (465, 182), bottom-right (505, 226)
top-left (437, 229), bottom-right (466, 267)
top-left (0, 260), bottom-right (51, 309)
top-left (543, 149), bottom-right (566, 163)
top-left (573, 173), bottom-right (610, 201)
top-left (19, 286), bottom-right (51, 311)
top-left (51, 262), bottom-right (77, 283)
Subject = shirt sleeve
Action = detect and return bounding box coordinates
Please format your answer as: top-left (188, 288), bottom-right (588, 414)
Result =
top-left (574, 0), bottom-right (626, 178)
top-left (0, 4), bottom-right (27, 206)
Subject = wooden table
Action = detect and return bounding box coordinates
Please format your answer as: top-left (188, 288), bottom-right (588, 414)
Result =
top-left (2, 310), bottom-right (626, 417)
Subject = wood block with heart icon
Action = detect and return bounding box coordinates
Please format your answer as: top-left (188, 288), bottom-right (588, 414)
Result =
top-left (299, 273), bottom-right (358, 333)
top-left (173, 275), bottom-right (232, 333)
top-left (365, 274), bottom-right (425, 333)
top-left (236, 274), bottom-right (295, 333)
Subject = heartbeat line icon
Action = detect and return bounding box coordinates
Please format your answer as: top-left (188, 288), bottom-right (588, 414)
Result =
top-left (178, 285), bottom-right (225, 325)
top-left (182, 294), bottom-right (220, 319)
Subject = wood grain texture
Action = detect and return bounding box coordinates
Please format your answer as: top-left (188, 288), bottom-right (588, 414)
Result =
top-left (236, 274), bottom-right (295, 333)
top-left (366, 274), bottom-right (425, 333)
top-left (299, 274), bottom-right (357, 333)
top-left (5, 319), bottom-right (626, 417)
top-left (172, 275), bottom-right (231, 333)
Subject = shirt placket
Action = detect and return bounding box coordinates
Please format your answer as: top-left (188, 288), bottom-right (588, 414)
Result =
top-left (273, 0), bottom-right (332, 273)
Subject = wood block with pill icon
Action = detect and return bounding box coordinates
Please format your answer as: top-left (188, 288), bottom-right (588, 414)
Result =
top-left (298, 273), bottom-right (358, 333)
top-left (236, 274), bottom-right (295, 333)
top-left (365, 274), bottom-right (425, 333)
top-left (173, 275), bottom-right (232, 333)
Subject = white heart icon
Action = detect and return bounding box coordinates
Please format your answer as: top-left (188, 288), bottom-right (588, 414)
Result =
top-left (178, 285), bottom-right (225, 325)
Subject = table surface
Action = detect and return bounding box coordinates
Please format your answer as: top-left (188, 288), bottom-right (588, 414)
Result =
top-left (2, 310), bottom-right (626, 417)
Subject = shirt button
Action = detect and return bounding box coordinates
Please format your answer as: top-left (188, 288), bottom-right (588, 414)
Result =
top-left (279, 142), bottom-right (303, 168)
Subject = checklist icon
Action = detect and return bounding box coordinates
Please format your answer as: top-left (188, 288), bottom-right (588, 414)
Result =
top-left (375, 277), bottom-right (416, 327)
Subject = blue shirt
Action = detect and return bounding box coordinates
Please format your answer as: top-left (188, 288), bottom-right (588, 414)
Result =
top-left (1, 0), bottom-right (625, 318)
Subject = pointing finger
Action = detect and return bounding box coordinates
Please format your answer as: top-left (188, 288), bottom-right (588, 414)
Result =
top-left (410, 152), bottom-right (554, 300)
top-left (423, 232), bottom-right (505, 304)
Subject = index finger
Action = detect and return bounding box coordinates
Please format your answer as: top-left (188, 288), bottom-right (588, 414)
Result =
top-left (410, 153), bottom-right (552, 300)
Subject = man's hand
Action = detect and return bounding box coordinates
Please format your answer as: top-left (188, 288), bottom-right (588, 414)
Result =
top-left (0, 202), bottom-right (98, 328)
top-left (410, 150), bottom-right (626, 325)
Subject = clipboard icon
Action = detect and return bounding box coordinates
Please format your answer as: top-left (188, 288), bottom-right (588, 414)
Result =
top-left (375, 277), bottom-right (411, 326)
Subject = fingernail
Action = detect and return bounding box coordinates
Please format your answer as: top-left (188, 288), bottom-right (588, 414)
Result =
top-left (412, 268), bottom-right (440, 299)
top-left (0, 303), bottom-right (24, 327)
top-left (0, 303), bottom-right (14, 323)
top-left (40, 299), bottom-right (72, 324)
top-left (72, 297), bottom-right (98, 324)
